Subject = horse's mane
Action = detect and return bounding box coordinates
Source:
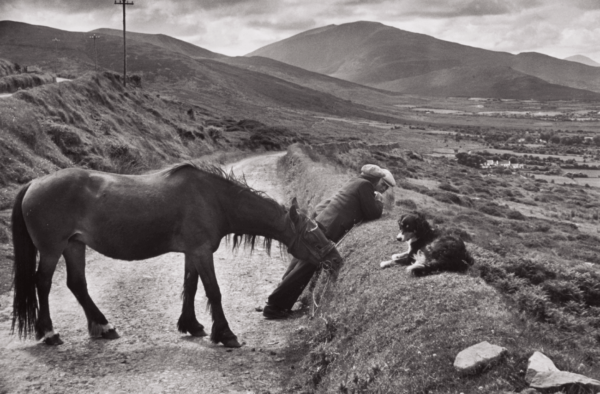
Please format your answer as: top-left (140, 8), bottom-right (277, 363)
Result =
top-left (163, 161), bottom-right (284, 256)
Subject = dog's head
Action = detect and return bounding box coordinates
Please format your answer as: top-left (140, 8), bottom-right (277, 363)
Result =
top-left (396, 212), bottom-right (429, 242)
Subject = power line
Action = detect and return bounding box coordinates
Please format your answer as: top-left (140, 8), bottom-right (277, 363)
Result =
top-left (114, 0), bottom-right (134, 87)
top-left (89, 34), bottom-right (101, 72)
top-left (52, 38), bottom-right (60, 74)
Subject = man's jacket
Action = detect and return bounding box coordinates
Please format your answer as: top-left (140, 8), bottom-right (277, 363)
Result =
top-left (313, 176), bottom-right (383, 243)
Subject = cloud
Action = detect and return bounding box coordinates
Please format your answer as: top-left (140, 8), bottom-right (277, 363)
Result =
top-left (0, 0), bottom-right (598, 59)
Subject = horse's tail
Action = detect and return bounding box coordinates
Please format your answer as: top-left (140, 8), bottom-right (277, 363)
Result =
top-left (11, 182), bottom-right (38, 339)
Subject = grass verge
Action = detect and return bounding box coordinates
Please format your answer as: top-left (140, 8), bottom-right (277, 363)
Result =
top-left (278, 143), bottom-right (600, 394)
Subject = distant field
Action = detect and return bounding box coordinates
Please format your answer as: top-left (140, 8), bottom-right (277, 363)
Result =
top-left (535, 173), bottom-right (600, 187)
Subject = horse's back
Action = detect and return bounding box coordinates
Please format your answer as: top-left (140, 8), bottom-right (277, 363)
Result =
top-left (21, 168), bottom-right (202, 260)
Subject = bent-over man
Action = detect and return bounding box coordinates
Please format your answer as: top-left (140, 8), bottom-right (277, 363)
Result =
top-left (262, 164), bottom-right (396, 319)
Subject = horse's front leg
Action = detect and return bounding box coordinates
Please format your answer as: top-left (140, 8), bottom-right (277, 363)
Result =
top-left (63, 241), bottom-right (119, 340)
top-left (189, 247), bottom-right (242, 348)
top-left (177, 265), bottom-right (207, 337)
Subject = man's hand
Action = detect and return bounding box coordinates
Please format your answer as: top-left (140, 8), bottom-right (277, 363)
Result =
top-left (374, 191), bottom-right (384, 202)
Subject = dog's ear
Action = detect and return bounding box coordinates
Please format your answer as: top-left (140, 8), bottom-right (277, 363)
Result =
top-left (398, 214), bottom-right (406, 227)
top-left (414, 212), bottom-right (427, 233)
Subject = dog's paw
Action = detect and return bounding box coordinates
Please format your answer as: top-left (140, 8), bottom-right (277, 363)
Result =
top-left (391, 252), bottom-right (408, 261)
top-left (406, 261), bottom-right (426, 275)
top-left (380, 260), bottom-right (396, 269)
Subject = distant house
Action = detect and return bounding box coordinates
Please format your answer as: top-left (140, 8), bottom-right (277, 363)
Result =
top-left (481, 159), bottom-right (523, 169)
top-left (482, 160), bottom-right (498, 168)
top-left (25, 65), bottom-right (42, 73)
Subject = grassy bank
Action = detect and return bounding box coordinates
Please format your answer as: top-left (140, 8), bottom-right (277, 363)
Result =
top-left (0, 72), bottom-right (55, 93)
top-left (278, 143), bottom-right (600, 393)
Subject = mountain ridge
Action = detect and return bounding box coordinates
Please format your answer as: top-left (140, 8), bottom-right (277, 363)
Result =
top-left (248, 21), bottom-right (600, 100)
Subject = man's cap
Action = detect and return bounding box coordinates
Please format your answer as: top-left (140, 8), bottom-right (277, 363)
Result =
top-left (360, 164), bottom-right (385, 178)
top-left (381, 169), bottom-right (396, 187)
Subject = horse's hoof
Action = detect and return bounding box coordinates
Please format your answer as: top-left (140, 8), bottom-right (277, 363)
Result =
top-left (221, 337), bottom-right (243, 348)
top-left (189, 328), bottom-right (208, 337)
top-left (101, 328), bottom-right (120, 340)
top-left (44, 334), bottom-right (63, 346)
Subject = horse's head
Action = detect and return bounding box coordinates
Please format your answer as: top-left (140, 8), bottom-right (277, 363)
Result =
top-left (286, 198), bottom-right (342, 270)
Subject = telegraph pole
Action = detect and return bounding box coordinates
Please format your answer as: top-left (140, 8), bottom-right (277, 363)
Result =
top-left (52, 38), bottom-right (60, 74)
top-left (89, 34), bottom-right (100, 72)
top-left (115, 0), bottom-right (134, 87)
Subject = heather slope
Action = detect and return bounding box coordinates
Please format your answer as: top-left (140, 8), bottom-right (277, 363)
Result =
top-left (276, 143), bottom-right (600, 394)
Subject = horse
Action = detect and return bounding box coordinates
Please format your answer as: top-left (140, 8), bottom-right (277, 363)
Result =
top-left (11, 162), bottom-right (342, 348)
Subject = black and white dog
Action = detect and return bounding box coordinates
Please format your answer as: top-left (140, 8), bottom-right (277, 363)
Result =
top-left (380, 212), bottom-right (474, 276)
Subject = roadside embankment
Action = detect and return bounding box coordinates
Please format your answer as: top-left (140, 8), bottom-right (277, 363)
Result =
top-left (0, 72), bottom-right (55, 94)
top-left (277, 143), bottom-right (600, 394)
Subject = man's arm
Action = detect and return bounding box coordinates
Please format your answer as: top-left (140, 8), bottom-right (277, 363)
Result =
top-left (312, 198), bottom-right (331, 219)
top-left (358, 182), bottom-right (383, 220)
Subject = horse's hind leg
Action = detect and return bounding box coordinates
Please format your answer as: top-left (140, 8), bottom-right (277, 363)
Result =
top-left (177, 266), bottom-right (207, 337)
top-left (35, 253), bottom-right (63, 345)
top-left (63, 240), bottom-right (119, 340)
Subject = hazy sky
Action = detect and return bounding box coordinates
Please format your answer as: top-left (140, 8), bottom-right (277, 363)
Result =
top-left (2, 0), bottom-right (600, 61)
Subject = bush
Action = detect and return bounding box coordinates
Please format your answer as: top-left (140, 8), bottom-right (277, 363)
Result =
top-left (395, 199), bottom-right (417, 210)
top-left (507, 209), bottom-right (526, 220)
top-left (439, 182), bottom-right (460, 193)
top-left (478, 202), bottom-right (506, 217)
top-left (504, 258), bottom-right (557, 285)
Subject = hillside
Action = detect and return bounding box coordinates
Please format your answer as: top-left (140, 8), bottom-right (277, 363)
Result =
top-left (248, 21), bottom-right (600, 100)
top-left (0, 68), bottom-right (304, 211)
top-left (276, 143), bottom-right (600, 393)
top-left (381, 65), bottom-right (600, 101)
top-left (219, 55), bottom-right (400, 107)
top-left (0, 20), bottom-right (400, 125)
top-left (91, 28), bottom-right (225, 60)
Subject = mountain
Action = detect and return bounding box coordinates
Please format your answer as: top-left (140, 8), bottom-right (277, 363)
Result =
top-left (564, 54), bottom-right (600, 67)
top-left (248, 21), bottom-right (600, 100)
top-left (219, 55), bottom-right (398, 106)
top-left (0, 20), bottom-right (400, 123)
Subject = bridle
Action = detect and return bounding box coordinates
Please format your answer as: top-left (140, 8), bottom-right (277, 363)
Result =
top-left (287, 217), bottom-right (337, 264)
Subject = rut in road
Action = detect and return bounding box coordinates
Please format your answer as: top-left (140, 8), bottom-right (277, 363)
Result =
top-left (0, 152), bottom-right (304, 394)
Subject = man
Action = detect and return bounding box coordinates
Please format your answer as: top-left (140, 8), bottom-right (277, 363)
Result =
top-left (263, 164), bottom-right (396, 319)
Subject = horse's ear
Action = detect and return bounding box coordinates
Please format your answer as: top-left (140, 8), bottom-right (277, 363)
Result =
top-left (290, 198), bottom-right (300, 223)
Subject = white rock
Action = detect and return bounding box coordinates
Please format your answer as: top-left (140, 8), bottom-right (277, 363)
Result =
top-left (453, 341), bottom-right (507, 373)
top-left (530, 370), bottom-right (600, 391)
top-left (525, 351), bottom-right (559, 383)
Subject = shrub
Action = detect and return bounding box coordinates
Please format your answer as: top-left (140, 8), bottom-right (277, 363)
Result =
top-left (439, 182), bottom-right (460, 193)
top-left (395, 199), bottom-right (417, 210)
top-left (513, 286), bottom-right (551, 321)
top-left (504, 258), bottom-right (557, 285)
top-left (507, 209), bottom-right (526, 220)
top-left (542, 280), bottom-right (584, 305)
top-left (478, 202), bottom-right (506, 217)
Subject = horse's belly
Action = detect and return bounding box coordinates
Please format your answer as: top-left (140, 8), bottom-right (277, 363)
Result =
top-left (75, 231), bottom-right (177, 261)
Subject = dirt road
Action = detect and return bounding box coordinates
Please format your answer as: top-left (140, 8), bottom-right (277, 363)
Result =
top-left (0, 152), bottom-right (304, 394)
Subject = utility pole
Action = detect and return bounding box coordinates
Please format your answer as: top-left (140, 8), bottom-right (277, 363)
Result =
top-left (115, 0), bottom-right (134, 87)
top-left (89, 34), bottom-right (100, 72)
top-left (52, 38), bottom-right (60, 74)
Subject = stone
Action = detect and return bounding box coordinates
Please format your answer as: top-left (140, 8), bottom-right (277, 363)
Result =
top-left (530, 370), bottom-right (600, 391)
top-left (519, 389), bottom-right (540, 394)
top-left (525, 351), bottom-right (559, 383)
top-left (453, 341), bottom-right (507, 373)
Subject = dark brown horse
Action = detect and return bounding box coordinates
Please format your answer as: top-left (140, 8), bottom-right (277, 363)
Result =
top-left (11, 162), bottom-right (341, 348)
